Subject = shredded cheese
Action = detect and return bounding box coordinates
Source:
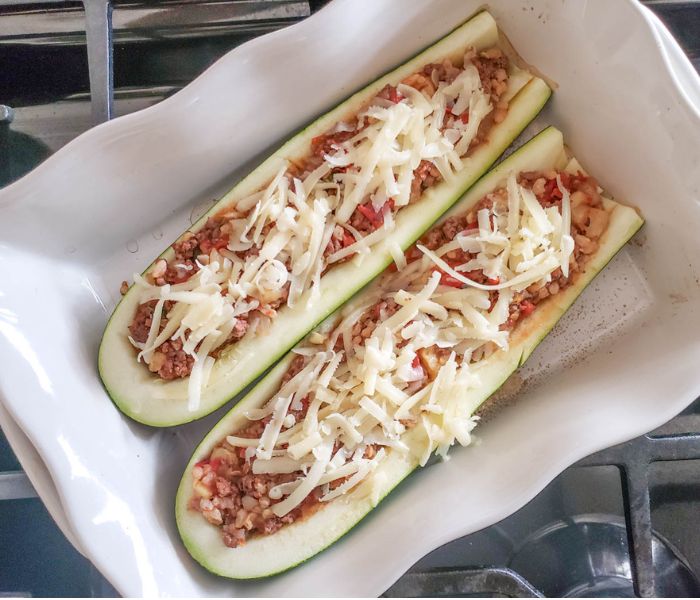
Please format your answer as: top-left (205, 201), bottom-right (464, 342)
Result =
top-left (130, 50), bottom-right (496, 411)
top-left (217, 168), bottom-right (577, 517)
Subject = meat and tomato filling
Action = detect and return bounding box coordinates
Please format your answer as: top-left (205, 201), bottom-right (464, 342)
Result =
top-left (190, 168), bottom-right (611, 547)
top-left (126, 48), bottom-right (513, 401)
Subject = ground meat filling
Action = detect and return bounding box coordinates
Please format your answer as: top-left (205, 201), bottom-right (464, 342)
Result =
top-left (189, 294), bottom-right (442, 547)
top-left (190, 169), bottom-right (610, 547)
top-left (129, 49), bottom-right (511, 382)
top-left (189, 384), bottom-right (318, 547)
top-left (391, 169), bottom-right (610, 385)
top-left (190, 347), bottom-right (382, 548)
top-left (191, 353), bottom-right (382, 547)
top-left (128, 299), bottom-right (196, 380)
top-left (414, 169), bottom-right (609, 330)
top-left (126, 217), bottom-right (278, 379)
top-left (315, 50), bottom-right (512, 253)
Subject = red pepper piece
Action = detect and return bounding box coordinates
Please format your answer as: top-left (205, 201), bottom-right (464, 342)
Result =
top-left (433, 267), bottom-right (464, 288)
top-left (357, 199), bottom-right (395, 230)
top-left (520, 300), bottom-right (536, 317)
top-left (544, 178), bottom-right (563, 202)
top-left (442, 274), bottom-right (464, 287)
top-left (388, 86), bottom-right (403, 104)
top-left (356, 203), bottom-right (382, 227)
top-left (342, 229), bottom-right (355, 248)
top-left (199, 236), bottom-right (229, 254)
top-left (411, 355), bottom-right (421, 369)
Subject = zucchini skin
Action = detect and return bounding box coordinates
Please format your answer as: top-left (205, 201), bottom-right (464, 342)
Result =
top-left (175, 126), bottom-right (644, 579)
top-left (98, 10), bottom-right (552, 427)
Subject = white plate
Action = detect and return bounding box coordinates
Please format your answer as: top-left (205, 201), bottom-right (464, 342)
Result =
top-left (1, 0), bottom-right (699, 596)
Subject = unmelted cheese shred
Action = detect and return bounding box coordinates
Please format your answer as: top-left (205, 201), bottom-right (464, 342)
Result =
top-left (221, 173), bottom-right (574, 517)
top-left (130, 51), bottom-right (498, 410)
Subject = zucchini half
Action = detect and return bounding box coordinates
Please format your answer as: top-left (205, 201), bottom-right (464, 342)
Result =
top-left (175, 126), bottom-right (644, 578)
top-left (98, 10), bottom-right (552, 427)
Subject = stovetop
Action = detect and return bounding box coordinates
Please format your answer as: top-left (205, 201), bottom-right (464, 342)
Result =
top-left (387, 396), bottom-right (700, 598)
top-left (1, 1), bottom-right (699, 597)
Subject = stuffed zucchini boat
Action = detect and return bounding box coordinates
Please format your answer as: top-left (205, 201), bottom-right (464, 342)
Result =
top-left (175, 126), bottom-right (644, 578)
top-left (98, 10), bottom-right (551, 426)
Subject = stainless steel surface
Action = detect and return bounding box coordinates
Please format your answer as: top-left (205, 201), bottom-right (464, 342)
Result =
top-left (84, 0), bottom-right (113, 123)
top-left (399, 400), bottom-right (700, 598)
top-left (577, 426), bottom-right (700, 596)
top-left (0, 1), bottom-right (311, 45)
top-left (0, 104), bottom-right (14, 123)
top-left (507, 516), bottom-right (699, 597)
top-left (0, 472), bottom-right (35, 501)
top-left (386, 568), bottom-right (544, 598)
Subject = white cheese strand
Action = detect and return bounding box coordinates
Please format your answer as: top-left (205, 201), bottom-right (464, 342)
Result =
top-left (135, 53), bottom-right (502, 413)
top-left (272, 442), bottom-right (332, 517)
top-left (198, 62), bottom-right (589, 520)
top-left (136, 298), bottom-right (165, 364)
top-left (228, 172), bottom-right (582, 517)
top-left (256, 394), bottom-right (294, 461)
top-left (556, 175), bottom-right (575, 278)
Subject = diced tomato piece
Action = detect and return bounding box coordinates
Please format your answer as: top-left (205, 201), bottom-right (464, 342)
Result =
top-left (342, 229), bottom-right (355, 248)
top-left (199, 237), bottom-right (228, 254)
top-left (411, 355), bottom-right (421, 369)
top-left (520, 300), bottom-right (536, 317)
top-left (388, 87), bottom-right (403, 104)
top-left (357, 199), bottom-right (395, 230)
top-left (544, 178), bottom-right (563, 201)
top-left (433, 267), bottom-right (464, 288)
top-left (486, 277), bottom-right (500, 286)
top-left (213, 237), bottom-right (229, 251)
top-left (460, 111), bottom-right (470, 124)
top-left (442, 275), bottom-right (464, 287)
top-left (560, 171), bottom-right (575, 188)
top-left (196, 457), bottom-right (222, 471)
top-left (357, 203), bottom-right (382, 226)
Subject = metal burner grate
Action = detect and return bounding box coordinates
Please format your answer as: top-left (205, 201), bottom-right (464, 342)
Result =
top-left (576, 428), bottom-right (700, 596)
top-left (386, 399), bottom-right (700, 598)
